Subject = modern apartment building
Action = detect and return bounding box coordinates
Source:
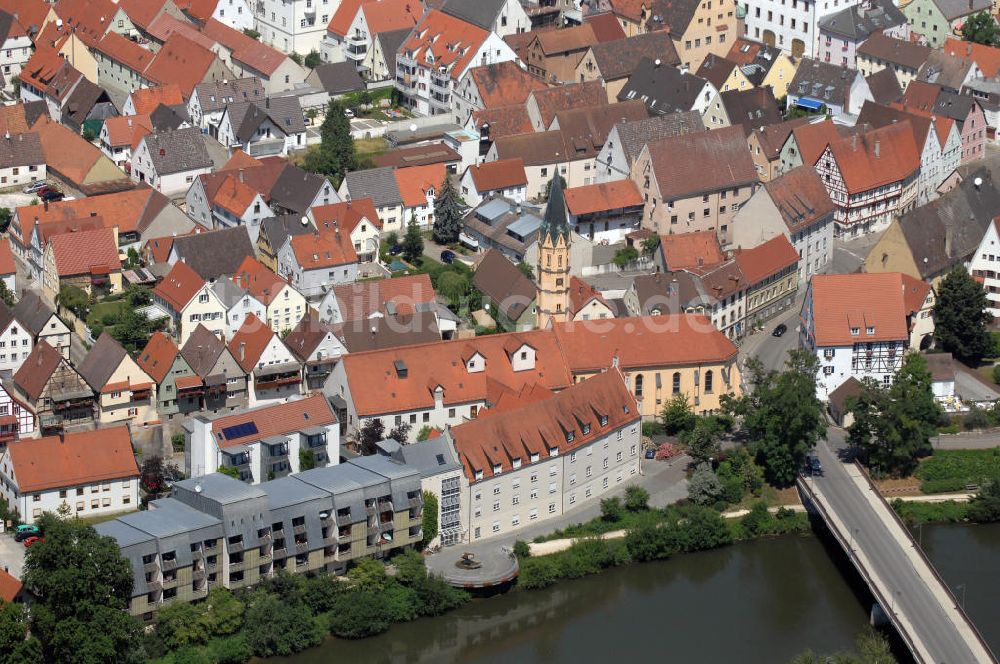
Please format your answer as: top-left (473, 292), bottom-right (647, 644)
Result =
top-left (96, 457), bottom-right (424, 620)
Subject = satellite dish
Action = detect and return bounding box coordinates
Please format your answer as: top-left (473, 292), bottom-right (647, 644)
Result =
top-left (654, 59), bottom-right (661, 67)
top-left (300, 216), bottom-right (309, 226)
top-left (409, 123), bottom-right (418, 132)
top-left (195, 483), bottom-right (203, 493)
top-left (974, 177), bottom-right (983, 187)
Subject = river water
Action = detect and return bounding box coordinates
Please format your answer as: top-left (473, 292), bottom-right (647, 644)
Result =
top-left (273, 523), bottom-right (1000, 664)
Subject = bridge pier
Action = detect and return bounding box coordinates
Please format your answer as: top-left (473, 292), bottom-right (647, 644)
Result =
top-left (870, 602), bottom-right (890, 628)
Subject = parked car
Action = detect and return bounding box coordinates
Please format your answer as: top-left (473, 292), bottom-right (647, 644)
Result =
top-left (389, 244), bottom-right (403, 256)
top-left (644, 448), bottom-right (656, 459)
top-left (807, 455), bottom-right (823, 476)
top-left (23, 180), bottom-right (47, 194)
top-left (440, 250), bottom-right (456, 264)
top-left (13, 525), bottom-right (39, 542)
top-left (23, 536), bottom-right (43, 548)
top-left (40, 189), bottom-right (63, 202)
top-left (772, 323), bottom-right (787, 337)
top-left (344, 108), bottom-right (355, 118)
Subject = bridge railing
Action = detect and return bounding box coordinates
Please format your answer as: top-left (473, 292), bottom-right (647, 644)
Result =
top-left (852, 462), bottom-right (998, 663)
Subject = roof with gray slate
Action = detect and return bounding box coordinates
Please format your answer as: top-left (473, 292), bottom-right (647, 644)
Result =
top-left (117, 497), bottom-right (222, 538)
top-left (76, 332), bottom-right (128, 390)
top-left (932, 0), bottom-right (991, 20)
top-left (194, 77), bottom-right (265, 114)
top-left (269, 167), bottom-right (330, 214)
top-left (377, 29), bottom-right (411, 79)
top-left (211, 278), bottom-right (249, 309)
top-left (379, 437), bottom-right (462, 478)
top-left (95, 519), bottom-right (155, 548)
top-left (309, 62), bottom-right (364, 95)
top-left (342, 167), bottom-right (403, 207)
top-left (818, 0), bottom-right (906, 41)
top-left (260, 214), bottom-right (315, 254)
top-left (171, 226), bottom-right (256, 279)
top-left (618, 58), bottom-right (712, 115)
top-left (174, 473), bottom-right (267, 504)
top-left (616, 111), bottom-right (706, 164)
top-left (441, 0), bottom-right (506, 29)
top-left (0, 132), bottom-right (43, 169)
top-left (264, 476), bottom-right (330, 510)
top-left (12, 291), bottom-right (56, 337)
top-left (228, 96), bottom-right (305, 142)
top-left (142, 128), bottom-right (212, 175)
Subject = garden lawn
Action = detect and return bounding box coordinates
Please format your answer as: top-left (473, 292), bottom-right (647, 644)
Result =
top-left (86, 299), bottom-right (129, 331)
top-left (915, 448), bottom-right (1000, 493)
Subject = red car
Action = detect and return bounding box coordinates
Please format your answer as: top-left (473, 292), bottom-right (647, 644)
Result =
top-left (23, 536), bottom-right (43, 548)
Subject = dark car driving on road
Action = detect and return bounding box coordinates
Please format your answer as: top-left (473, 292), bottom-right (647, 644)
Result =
top-left (772, 323), bottom-right (787, 337)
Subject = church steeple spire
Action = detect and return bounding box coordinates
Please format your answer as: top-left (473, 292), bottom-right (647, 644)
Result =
top-left (536, 174), bottom-right (571, 329)
top-left (539, 175), bottom-right (569, 245)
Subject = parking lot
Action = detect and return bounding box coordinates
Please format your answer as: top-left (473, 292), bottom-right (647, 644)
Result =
top-left (0, 531), bottom-right (27, 579)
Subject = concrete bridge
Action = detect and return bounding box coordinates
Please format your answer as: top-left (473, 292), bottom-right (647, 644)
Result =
top-left (799, 433), bottom-right (996, 664)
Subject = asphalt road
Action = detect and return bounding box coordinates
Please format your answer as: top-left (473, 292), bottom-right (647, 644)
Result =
top-left (811, 431), bottom-right (989, 664)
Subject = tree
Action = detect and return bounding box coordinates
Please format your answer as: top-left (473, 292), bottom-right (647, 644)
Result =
top-left (599, 496), bottom-right (623, 522)
top-left (218, 465), bottom-right (241, 479)
top-left (357, 418), bottom-right (385, 455)
top-left (962, 11), bottom-right (1000, 45)
top-left (688, 464), bottom-right (724, 505)
top-left (0, 208), bottom-right (11, 233)
top-left (124, 247), bottom-right (141, 269)
top-left (967, 476), bottom-right (1000, 522)
top-left (299, 448), bottom-right (316, 470)
top-left (623, 485), bottom-right (649, 512)
top-left (0, 602), bottom-right (29, 662)
top-left (935, 266), bottom-right (993, 364)
top-left (421, 491), bottom-right (438, 545)
top-left (612, 246), bottom-right (638, 268)
top-left (388, 421), bottom-right (411, 443)
top-left (641, 235), bottom-right (660, 256)
top-left (848, 354), bottom-right (942, 476)
top-left (82, 127), bottom-right (96, 142)
top-left (242, 592), bottom-right (323, 657)
top-left (140, 456), bottom-right (179, 494)
top-left (517, 261), bottom-right (534, 280)
top-left (347, 558), bottom-right (389, 593)
top-left (726, 350), bottom-right (826, 486)
top-left (416, 425), bottom-right (434, 441)
top-left (437, 271), bottom-right (469, 307)
top-left (199, 588), bottom-right (244, 637)
top-left (328, 592), bottom-right (392, 638)
top-left (156, 602), bottom-right (208, 650)
top-left (57, 285), bottom-right (89, 317)
top-left (0, 281), bottom-right (14, 307)
top-left (243, 28), bottom-right (260, 40)
top-left (681, 416), bottom-right (724, 465)
top-left (304, 50), bottom-right (322, 68)
top-left (660, 393), bottom-right (697, 435)
top-left (544, 175), bottom-right (566, 200)
top-left (402, 216), bottom-right (424, 263)
top-left (110, 308), bottom-right (159, 354)
top-left (303, 100), bottom-right (357, 185)
top-left (288, 52), bottom-right (303, 65)
top-left (432, 176), bottom-right (466, 245)
top-left (385, 231), bottom-right (399, 249)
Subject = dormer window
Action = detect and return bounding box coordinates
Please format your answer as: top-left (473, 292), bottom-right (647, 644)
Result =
top-left (866, 326), bottom-right (875, 335)
top-left (474, 470), bottom-right (484, 481)
top-left (530, 453), bottom-right (539, 463)
top-left (850, 327), bottom-right (860, 336)
top-left (549, 446), bottom-right (559, 457)
top-left (582, 424), bottom-right (591, 435)
top-left (565, 431), bottom-right (574, 443)
top-left (623, 405), bottom-right (630, 414)
top-left (492, 463), bottom-right (502, 475)
top-left (512, 458), bottom-right (522, 469)
top-left (600, 415), bottom-right (608, 426)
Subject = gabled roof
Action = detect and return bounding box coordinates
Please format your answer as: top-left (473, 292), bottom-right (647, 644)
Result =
top-left (932, 90), bottom-right (981, 125)
top-left (342, 167), bottom-right (403, 207)
top-left (588, 31), bottom-right (680, 81)
top-left (289, 232), bottom-right (359, 270)
top-left (259, 214), bottom-right (315, 254)
top-left (143, 33), bottom-right (219, 98)
top-left (269, 167), bottom-right (330, 214)
top-left (944, 37), bottom-right (1000, 78)
top-left (857, 33), bottom-right (932, 70)
top-left (118, 0), bottom-right (172, 29)
top-left (8, 426), bottom-right (138, 492)
top-left (0, 131), bottom-right (42, 170)
top-left (441, 0), bottom-right (505, 30)
top-left (471, 104), bottom-right (533, 139)
top-left (528, 80), bottom-right (607, 128)
top-left (931, 0), bottom-right (989, 21)
top-left (789, 57), bottom-right (859, 107)
top-left (916, 49), bottom-right (977, 91)
top-left (762, 165), bottom-right (836, 234)
top-left (30, 116), bottom-right (130, 193)
top-left (309, 61), bottom-right (364, 95)
top-left (228, 313), bottom-right (279, 371)
top-left (48, 226), bottom-right (120, 277)
top-left (900, 79), bottom-right (941, 112)
top-left (154, 259), bottom-right (206, 311)
top-left (137, 331), bottom-right (181, 384)
top-left (94, 31), bottom-right (156, 74)
top-left (808, 273), bottom-right (910, 346)
top-left (139, 127), bottom-right (212, 175)
top-left (618, 57), bottom-right (712, 115)
top-left (331, 273), bottom-right (435, 322)
top-left (326, 0), bottom-right (367, 37)
top-left (533, 23), bottom-right (596, 56)
top-left (283, 310), bottom-right (336, 362)
top-left (311, 197), bottom-right (383, 236)
top-left (473, 248), bottom-right (535, 321)
top-left (14, 188), bottom-right (164, 238)
top-left (733, 234), bottom-right (798, 284)
top-left (12, 340), bottom-right (65, 401)
top-left (614, 111), bottom-right (705, 166)
top-left (467, 61), bottom-right (548, 109)
top-left (208, 393), bottom-right (335, 449)
top-left (360, 0), bottom-right (421, 32)
top-left (564, 180), bottom-right (643, 216)
top-left (12, 291), bottom-right (56, 336)
top-left (466, 158), bottom-right (528, 192)
top-left (202, 18), bottom-right (290, 76)
top-left (128, 84), bottom-right (185, 116)
top-left (401, 9), bottom-right (490, 82)
top-left (826, 122), bottom-right (920, 193)
top-left (660, 230), bottom-right (725, 273)
top-left (0, 239), bottom-right (13, 277)
top-left (866, 67), bottom-right (903, 105)
top-left (720, 87), bottom-right (782, 136)
top-left (584, 10), bottom-right (627, 42)
top-left (696, 54), bottom-right (740, 91)
top-left (193, 77), bottom-right (265, 114)
top-left (226, 96), bottom-right (306, 143)
top-left (394, 163), bottom-right (446, 208)
top-left (337, 310), bottom-right (441, 352)
top-left (232, 256), bottom-right (289, 306)
top-left (180, 323), bottom-right (228, 377)
top-left (52, 0), bottom-right (115, 45)
top-left (170, 226), bottom-right (256, 279)
top-left (76, 332), bottom-right (129, 390)
top-left (751, 116), bottom-right (812, 160)
top-left (102, 114), bottom-right (152, 148)
top-left (647, 125), bottom-right (757, 199)
top-left (818, 0), bottom-right (906, 41)
top-left (790, 118), bottom-right (850, 167)
top-left (567, 275), bottom-right (609, 316)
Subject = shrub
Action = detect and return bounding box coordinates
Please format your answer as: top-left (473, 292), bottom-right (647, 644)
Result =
top-left (171, 433), bottom-right (185, 452)
top-left (688, 466), bottom-right (725, 506)
top-left (243, 592), bottom-right (323, 657)
top-left (414, 574), bottom-right (469, 616)
top-left (672, 506), bottom-right (733, 552)
top-left (207, 635), bottom-right (252, 664)
top-left (624, 485), bottom-right (650, 512)
top-left (518, 556), bottom-right (559, 590)
top-left (993, 364), bottom-right (1000, 385)
top-left (740, 501), bottom-right (772, 538)
top-left (625, 524), bottom-right (680, 562)
top-left (328, 591), bottom-right (392, 639)
top-left (156, 602), bottom-right (208, 650)
top-left (302, 573), bottom-right (346, 614)
top-left (964, 406), bottom-right (990, 430)
top-left (513, 540), bottom-right (531, 559)
top-left (600, 496), bottom-right (624, 522)
top-left (967, 476), bottom-right (1000, 522)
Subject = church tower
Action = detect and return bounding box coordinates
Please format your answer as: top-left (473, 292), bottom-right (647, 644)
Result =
top-left (536, 175), bottom-right (571, 329)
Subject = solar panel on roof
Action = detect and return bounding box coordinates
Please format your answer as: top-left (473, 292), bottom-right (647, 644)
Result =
top-left (222, 422), bottom-right (259, 439)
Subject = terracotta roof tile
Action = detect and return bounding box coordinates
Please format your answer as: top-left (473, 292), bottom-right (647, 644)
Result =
top-left (567, 275), bottom-right (608, 316)
top-left (119, 0), bottom-right (170, 28)
top-left (588, 31), bottom-right (680, 81)
top-left (137, 331), bottom-right (180, 384)
top-left (94, 31), bottom-right (155, 74)
top-left (944, 37), bottom-right (1000, 77)
top-left (289, 232), bottom-right (358, 270)
top-left (535, 23), bottom-right (596, 54)
top-left (102, 114), bottom-right (152, 147)
top-left (0, 569), bottom-right (21, 603)
top-left (901, 272), bottom-right (931, 315)
top-left (146, 12), bottom-right (217, 50)
top-left (584, 11), bottom-right (627, 42)
top-left (331, 273), bottom-right (435, 322)
top-left (310, 197), bottom-right (383, 236)
top-left (8, 425), bottom-right (138, 493)
top-left (857, 33), bottom-right (932, 70)
top-left (791, 118), bottom-right (848, 167)
top-left (143, 34), bottom-right (218, 97)
top-left (808, 273), bottom-right (910, 346)
top-left (733, 234), bottom-right (798, 284)
top-left (402, 10), bottom-right (490, 81)
top-left (127, 84), bottom-right (184, 116)
top-left (228, 313), bottom-right (277, 371)
top-left (647, 125), bottom-right (757, 199)
top-left (762, 165), bottom-right (835, 233)
top-left (529, 80), bottom-right (607, 128)
top-left (52, 0), bottom-right (115, 45)
top-left (466, 158), bottom-right (527, 192)
top-left (212, 175), bottom-right (259, 216)
top-left (564, 180), bottom-right (642, 216)
top-left (826, 122), bottom-right (920, 193)
top-left (467, 61), bottom-right (547, 109)
top-left (209, 393), bottom-right (336, 448)
top-left (362, 0), bottom-right (422, 33)
top-left (49, 227), bottom-right (120, 277)
top-left (901, 79), bottom-right (942, 112)
top-left (12, 340), bottom-right (63, 401)
top-left (471, 104), bottom-right (533, 138)
top-left (660, 230), bottom-right (725, 273)
top-left (153, 259), bottom-right (206, 310)
top-left (232, 256), bottom-right (287, 305)
top-left (326, 0), bottom-right (367, 37)
top-left (394, 163), bottom-right (446, 207)
top-left (0, 239), bottom-right (16, 276)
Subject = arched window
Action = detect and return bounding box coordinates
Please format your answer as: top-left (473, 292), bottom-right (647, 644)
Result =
top-left (705, 370), bottom-right (713, 394)
top-left (672, 372), bottom-right (681, 394)
top-left (635, 374), bottom-right (643, 398)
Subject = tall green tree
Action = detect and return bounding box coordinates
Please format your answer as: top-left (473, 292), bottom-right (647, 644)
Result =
top-left (681, 416), bottom-right (724, 464)
top-left (726, 350), bottom-right (827, 486)
top-left (431, 177), bottom-right (466, 244)
top-left (848, 354), bottom-right (942, 476)
top-left (660, 393), bottom-right (697, 435)
top-left (402, 215), bottom-right (424, 263)
top-left (962, 11), bottom-right (1000, 46)
top-left (358, 418), bottom-right (385, 455)
top-left (934, 266), bottom-right (993, 363)
top-left (0, 282), bottom-right (14, 307)
top-left (303, 100), bottom-right (357, 185)
top-left (421, 491), bottom-right (438, 545)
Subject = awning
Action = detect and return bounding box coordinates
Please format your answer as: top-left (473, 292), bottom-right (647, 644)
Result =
top-left (130, 382), bottom-right (153, 392)
top-left (175, 376), bottom-right (204, 390)
top-left (205, 373), bottom-right (227, 387)
top-left (796, 97), bottom-right (824, 111)
top-left (254, 362), bottom-right (300, 378)
top-left (102, 381), bottom-right (130, 394)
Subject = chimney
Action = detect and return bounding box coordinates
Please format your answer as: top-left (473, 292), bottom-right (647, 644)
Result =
top-left (852, 134), bottom-right (858, 150)
top-left (239, 169), bottom-right (245, 183)
top-left (239, 342), bottom-right (245, 361)
top-left (43, 200), bottom-right (48, 212)
top-left (874, 139), bottom-right (880, 158)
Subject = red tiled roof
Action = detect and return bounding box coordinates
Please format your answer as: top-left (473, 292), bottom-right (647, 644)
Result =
top-left (901, 272), bottom-right (931, 315)
top-left (808, 273), bottom-right (910, 346)
top-left (0, 0), bottom-right (50, 36)
top-left (826, 122), bottom-right (920, 193)
top-left (232, 256), bottom-right (289, 306)
top-left (8, 425), bottom-right (138, 493)
top-left (326, 0), bottom-right (366, 37)
top-left (174, 374), bottom-right (203, 390)
top-left (18, 46), bottom-right (64, 92)
top-left (331, 273), bottom-right (435, 322)
top-left (900, 79), bottom-right (942, 113)
top-left (310, 197), bottom-right (383, 236)
top-left (362, 0), bottom-right (421, 33)
top-left (452, 368), bottom-right (638, 483)
top-left (16, 189), bottom-right (159, 240)
top-left (143, 34), bottom-right (218, 97)
top-left (94, 31), bottom-right (155, 74)
top-left (228, 313), bottom-right (277, 372)
top-left (659, 231), bottom-right (725, 273)
top-left (401, 9), bottom-right (490, 81)
top-left (153, 260), bottom-right (206, 311)
top-left (0, 569), bottom-right (21, 603)
top-left (944, 37), bottom-right (1000, 77)
top-left (466, 158), bottom-right (527, 193)
top-left (792, 119), bottom-right (846, 167)
top-left (202, 18), bottom-right (288, 76)
top-left (564, 180), bottom-right (642, 216)
top-left (102, 114), bottom-right (152, 147)
top-left (289, 232), bottom-right (359, 270)
top-left (584, 11), bottom-right (627, 42)
top-left (146, 12), bottom-right (217, 50)
top-left (119, 0), bottom-right (169, 28)
top-left (12, 341), bottom-right (65, 402)
top-left (467, 61), bottom-right (547, 109)
top-left (470, 104), bottom-right (533, 138)
top-left (127, 84), bottom-right (184, 116)
top-left (48, 227), bottom-right (120, 277)
top-left (212, 174), bottom-right (260, 216)
top-left (52, 0), bottom-right (115, 45)
top-left (210, 393), bottom-right (336, 448)
top-left (733, 234), bottom-right (798, 285)
top-left (567, 275), bottom-right (609, 316)
top-left (0, 239), bottom-right (15, 276)
top-left (174, 0), bottom-right (219, 22)
top-left (394, 163), bottom-right (446, 208)
top-left (534, 23), bottom-right (595, 55)
top-left (137, 331), bottom-right (180, 384)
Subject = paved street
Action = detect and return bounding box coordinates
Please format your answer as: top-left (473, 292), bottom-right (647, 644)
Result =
top-left (809, 430), bottom-right (991, 664)
top-left (0, 533), bottom-right (26, 579)
top-left (738, 291), bottom-right (805, 374)
top-left (831, 232), bottom-right (882, 275)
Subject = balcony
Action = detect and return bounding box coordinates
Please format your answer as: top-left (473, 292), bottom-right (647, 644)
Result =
top-left (295, 541), bottom-right (309, 554)
top-left (273, 546), bottom-right (287, 559)
top-left (146, 580), bottom-right (162, 592)
top-left (161, 558), bottom-right (178, 571)
top-left (227, 539), bottom-right (245, 554)
top-left (335, 512), bottom-right (352, 526)
top-left (408, 495), bottom-right (422, 508)
top-left (143, 561), bottom-right (159, 574)
top-left (346, 43), bottom-right (367, 61)
top-left (293, 523), bottom-right (307, 535)
top-left (346, 32), bottom-right (367, 45)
